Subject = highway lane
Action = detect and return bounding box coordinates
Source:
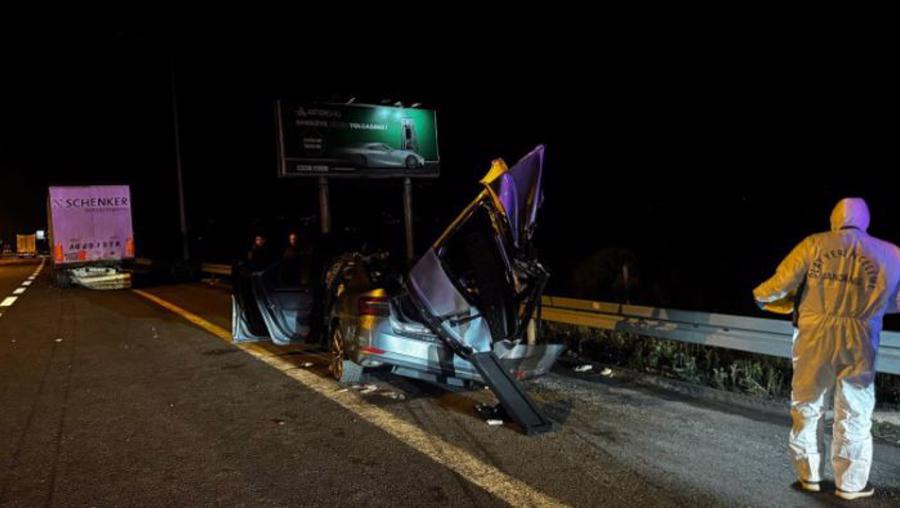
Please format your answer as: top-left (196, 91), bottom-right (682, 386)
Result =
top-left (1, 274), bottom-right (898, 506)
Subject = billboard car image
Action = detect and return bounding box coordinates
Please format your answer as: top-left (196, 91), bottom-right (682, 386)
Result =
top-left (337, 142), bottom-right (425, 169)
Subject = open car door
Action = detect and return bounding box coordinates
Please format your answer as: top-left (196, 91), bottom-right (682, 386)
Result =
top-left (232, 259), bottom-right (313, 345)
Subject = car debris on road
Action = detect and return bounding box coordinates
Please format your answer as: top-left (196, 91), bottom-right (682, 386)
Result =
top-left (351, 383), bottom-right (378, 394)
top-left (475, 403), bottom-right (509, 426)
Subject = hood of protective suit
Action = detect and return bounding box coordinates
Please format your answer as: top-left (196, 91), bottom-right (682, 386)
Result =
top-left (830, 198), bottom-right (870, 232)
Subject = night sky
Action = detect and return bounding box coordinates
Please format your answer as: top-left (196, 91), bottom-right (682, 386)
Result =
top-left (2, 22), bottom-right (896, 318)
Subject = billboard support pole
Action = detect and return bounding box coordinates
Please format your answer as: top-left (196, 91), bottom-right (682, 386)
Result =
top-left (318, 176), bottom-right (331, 235)
top-left (403, 177), bottom-right (414, 263)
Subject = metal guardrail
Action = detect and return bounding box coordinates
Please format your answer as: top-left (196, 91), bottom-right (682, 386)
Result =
top-left (196, 260), bottom-right (900, 375)
top-left (130, 259), bottom-right (229, 274)
top-left (200, 263), bottom-right (231, 286)
top-left (541, 296), bottom-right (900, 376)
top-left (200, 263), bottom-right (231, 276)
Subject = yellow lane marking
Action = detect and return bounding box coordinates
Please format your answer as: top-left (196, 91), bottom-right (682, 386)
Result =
top-left (132, 289), bottom-right (567, 508)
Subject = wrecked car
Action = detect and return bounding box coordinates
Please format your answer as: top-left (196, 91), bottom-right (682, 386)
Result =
top-left (232, 145), bottom-right (563, 433)
top-left (324, 145), bottom-right (564, 433)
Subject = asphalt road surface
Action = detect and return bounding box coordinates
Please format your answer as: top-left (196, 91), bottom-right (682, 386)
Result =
top-left (0, 261), bottom-right (38, 314)
top-left (2, 265), bottom-right (899, 507)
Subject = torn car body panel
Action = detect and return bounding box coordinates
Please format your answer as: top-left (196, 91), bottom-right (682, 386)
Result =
top-left (408, 145), bottom-right (550, 351)
top-left (402, 145), bottom-right (559, 433)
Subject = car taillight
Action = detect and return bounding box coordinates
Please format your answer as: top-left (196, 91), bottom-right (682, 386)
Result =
top-left (358, 296), bottom-right (389, 316)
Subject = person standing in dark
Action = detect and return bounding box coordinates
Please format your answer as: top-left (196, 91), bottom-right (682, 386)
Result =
top-left (247, 234), bottom-right (274, 271)
top-left (279, 231), bottom-right (304, 286)
top-left (231, 233), bottom-right (275, 338)
top-left (283, 232), bottom-right (299, 261)
top-left (754, 198), bottom-right (900, 500)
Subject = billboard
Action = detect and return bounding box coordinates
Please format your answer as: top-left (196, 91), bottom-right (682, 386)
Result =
top-left (276, 101), bottom-right (439, 178)
top-left (48, 186), bottom-right (134, 265)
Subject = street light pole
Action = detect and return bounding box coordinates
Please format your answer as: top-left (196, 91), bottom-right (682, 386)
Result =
top-left (170, 55), bottom-right (190, 261)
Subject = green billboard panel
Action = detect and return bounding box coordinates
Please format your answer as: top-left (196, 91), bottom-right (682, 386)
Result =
top-left (277, 101), bottom-right (439, 178)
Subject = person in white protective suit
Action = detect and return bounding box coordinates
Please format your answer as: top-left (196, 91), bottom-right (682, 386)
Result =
top-left (754, 198), bottom-right (900, 500)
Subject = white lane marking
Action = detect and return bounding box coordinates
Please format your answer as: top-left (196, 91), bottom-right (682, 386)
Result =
top-left (133, 289), bottom-right (567, 508)
top-left (0, 262), bottom-right (41, 315)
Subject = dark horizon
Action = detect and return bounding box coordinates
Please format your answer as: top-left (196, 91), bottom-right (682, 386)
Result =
top-left (2, 23), bottom-right (896, 319)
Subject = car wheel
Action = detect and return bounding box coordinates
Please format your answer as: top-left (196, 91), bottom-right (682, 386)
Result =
top-left (405, 155), bottom-right (418, 169)
top-left (329, 323), bottom-right (345, 381)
